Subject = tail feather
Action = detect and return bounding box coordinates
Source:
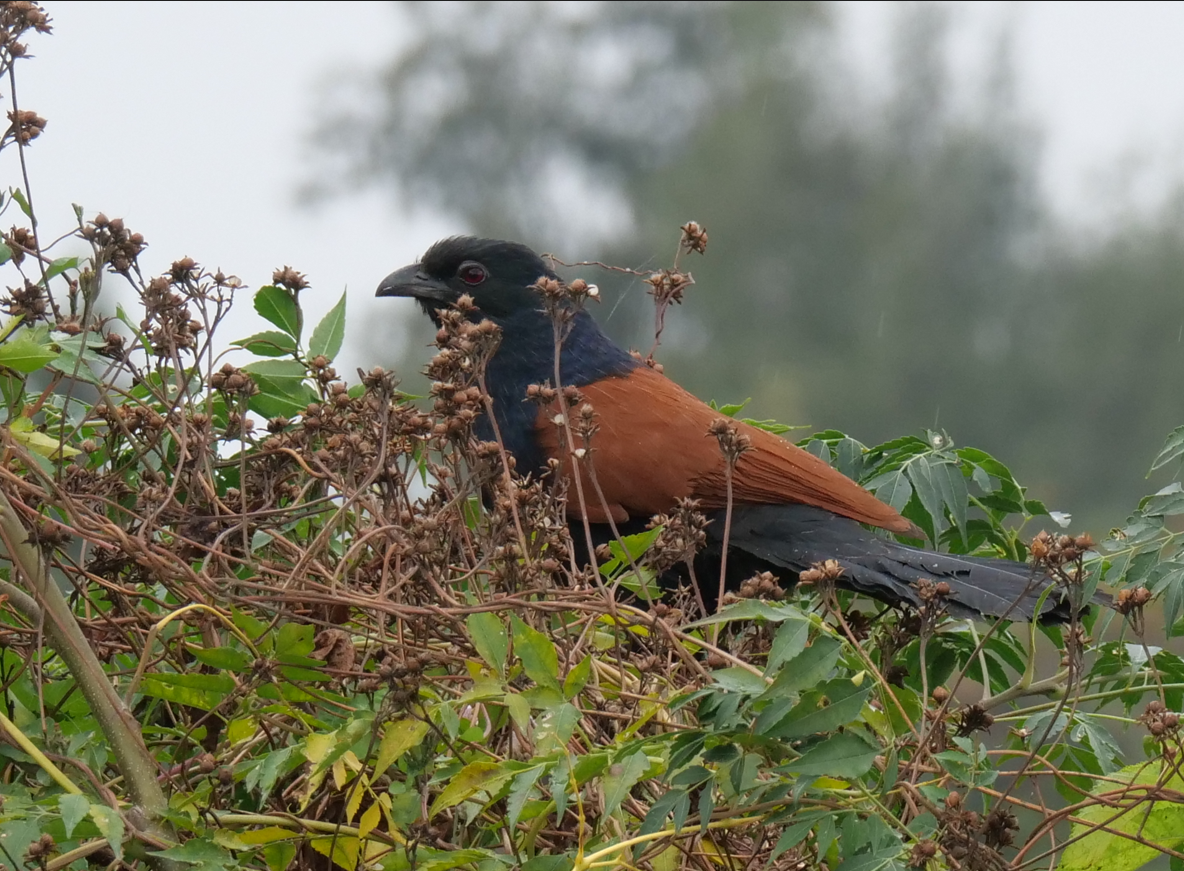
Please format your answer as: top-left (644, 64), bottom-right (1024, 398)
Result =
top-left (708, 504), bottom-right (1102, 622)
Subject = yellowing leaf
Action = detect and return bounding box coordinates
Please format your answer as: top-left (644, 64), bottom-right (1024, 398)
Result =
top-left (236, 827), bottom-right (299, 846)
top-left (1060, 764), bottom-right (1184, 871)
top-left (375, 718), bottom-right (431, 774)
top-left (345, 772), bottom-right (368, 822)
top-left (429, 761), bottom-right (507, 818)
top-left (304, 731), bottom-right (334, 765)
top-left (228, 717), bottom-right (256, 744)
top-left (10, 426), bottom-right (80, 459)
top-left (359, 801), bottom-right (382, 839)
top-left (309, 835), bottom-right (358, 869)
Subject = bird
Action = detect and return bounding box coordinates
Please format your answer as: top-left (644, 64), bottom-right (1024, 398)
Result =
top-left (377, 236), bottom-right (1089, 621)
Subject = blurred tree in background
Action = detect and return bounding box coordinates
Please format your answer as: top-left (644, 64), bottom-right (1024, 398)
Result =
top-left (310, 0), bottom-right (1184, 532)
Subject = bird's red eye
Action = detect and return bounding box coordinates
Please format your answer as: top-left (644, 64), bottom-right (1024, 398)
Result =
top-left (458, 262), bottom-right (487, 286)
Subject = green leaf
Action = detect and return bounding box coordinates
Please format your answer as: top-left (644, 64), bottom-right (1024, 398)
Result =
top-left (935, 460), bottom-right (969, 542)
top-left (309, 291), bottom-right (347, 361)
top-left (232, 330), bottom-right (299, 357)
top-left (766, 615), bottom-right (810, 674)
top-left (1143, 484), bottom-right (1184, 518)
top-left (1060, 764), bottom-right (1184, 871)
top-left (248, 383), bottom-right (318, 420)
top-left (0, 242), bottom-right (11, 265)
top-left (467, 612), bottom-right (509, 678)
top-left (9, 423), bottom-right (80, 459)
top-left (1151, 425), bottom-right (1184, 472)
top-left (787, 732), bottom-right (878, 779)
top-left (429, 761), bottom-right (509, 817)
top-left (44, 256), bottom-right (80, 282)
top-left (511, 615), bottom-right (561, 691)
top-left (602, 750), bottom-right (650, 816)
top-left (906, 459), bottom-right (943, 539)
top-left (10, 187), bottom-right (31, 218)
top-left (534, 700), bottom-right (581, 753)
top-left (254, 285), bottom-right (301, 340)
top-left (89, 804), bottom-right (126, 860)
top-left (190, 646), bottom-right (251, 672)
top-left (771, 817), bottom-right (824, 864)
top-left (150, 838), bottom-right (235, 867)
top-left (684, 598), bottom-right (808, 628)
top-left (868, 469), bottom-right (912, 514)
top-left (244, 358), bottom-right (317, 418)
top-left (505, 765), bottom-right (546, 831)
top-left (242, 359), bottom-right (309, 395)
top-left (563, 654), bottom-right (592, 699)
top-left (765, 679), bottom-right (871, 739)
top-left (0, 333), bottom-right (59, 372)
top-left (59, 793), bottom-right (90, 837)
top-left (243, 746), bottom-right (297, 802)
top-left (762, 636), bottom-right (842, 699)
top-left (712, 398), bottom-right (751, 416)
top-left (276, 622), bottom-right (315, 658)
top-left (711, 666), bottom-right (769, 695)
top-left (138, 672), bottom-right (236, 710)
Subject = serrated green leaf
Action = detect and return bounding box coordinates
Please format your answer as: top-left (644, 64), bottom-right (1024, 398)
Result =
top-left (242, 358), bottom-right (309, 392)
top-left (563, 654), bottom-right (592, 699)
top-left (254, 285), bottom-right (301, 339)
top-left (1143, 486), bottom-right (1184, 518)
top-left (375, 717), bottom-right (431, 773)
top-left (762, 636), bottom-right (841, 699)
top-left (711, 666), bottom-right (769, 695)
top-left (506, 765), bottom-right (546, 831)
top-left (429, 761), bottom-right (508, 817)
top-left (787, 732), bottom-right (878, 778)
top-left (232, 330), bottom-right (299, 357)
top-left (1151, 426), bottom-right (1184, 473)
top-left (602, 749), bottom-right (650, 817)
top-left (467, 612), bottom-right (509, 678)
top-left (766, 615), bottom-right (810, 674)
top-left (0, 333), bottom-right (58, 372)
top-left (511, 614), bottom-right (561, 691)
top-left (869, 469), bottom-right (912, 514)
top-left (906, 459), bottom-right (943, 540)
top-left (765, 679), bottom-right (871, 739)
top-left (89, 804), bottom-right (126, 860)
top-left (935, 460), bottom-right (969, 542)
top-left (309, 291), bottom-right (346, 361)
top-left (59, 793), bottom-right (90, 838)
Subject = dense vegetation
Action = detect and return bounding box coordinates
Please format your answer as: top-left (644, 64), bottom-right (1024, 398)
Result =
top-left (2, 5), bottom-right (1184, 871)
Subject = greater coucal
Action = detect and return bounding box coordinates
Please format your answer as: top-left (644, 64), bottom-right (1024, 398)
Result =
top-left (378, 236), bottom-right (1086, 621)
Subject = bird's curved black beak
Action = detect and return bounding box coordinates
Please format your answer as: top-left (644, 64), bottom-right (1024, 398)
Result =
top-left (375, 262), bottom-right (452, 302)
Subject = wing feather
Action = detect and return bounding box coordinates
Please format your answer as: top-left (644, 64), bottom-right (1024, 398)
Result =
top-left (534, 366), bottom-right (916, 534)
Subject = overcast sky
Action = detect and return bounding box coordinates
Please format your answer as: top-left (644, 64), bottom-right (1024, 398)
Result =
top-left (6, 1), bottom-right (1184, 369)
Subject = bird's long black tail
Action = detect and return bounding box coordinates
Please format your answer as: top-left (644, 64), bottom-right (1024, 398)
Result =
top-left (703, 504), bottom-right (1100, 622)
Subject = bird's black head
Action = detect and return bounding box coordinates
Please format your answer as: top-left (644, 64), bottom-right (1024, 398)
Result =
top-left (376, 236), bottom-right (556, 323)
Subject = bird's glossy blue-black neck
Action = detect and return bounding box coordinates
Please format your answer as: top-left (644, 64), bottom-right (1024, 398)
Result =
top-left (477, 305), bottom-right (639, 475)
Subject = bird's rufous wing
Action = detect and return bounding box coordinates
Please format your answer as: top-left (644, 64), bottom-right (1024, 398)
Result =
top-left (533, 365), bottom-right (917, 534)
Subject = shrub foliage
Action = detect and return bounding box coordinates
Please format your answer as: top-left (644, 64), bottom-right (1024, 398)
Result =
top-left (1, 8), bottom-right (1184, 871)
